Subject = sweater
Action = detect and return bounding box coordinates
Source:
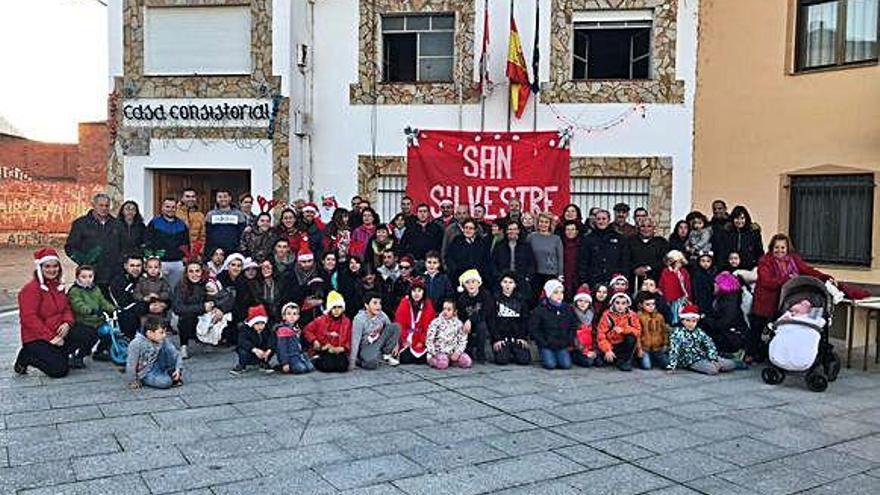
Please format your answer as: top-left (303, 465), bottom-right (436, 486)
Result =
top-left (426, 314), bottom-right (468, 356)
top-left (18, 278), bottom-right (74, 344)
top-left (527, 232), bottom-right (564, 276)
top-left (125, 333), bottom-right (182, 381)
top-left (68, 284), bottom-right (116, 328)
top-left (667, 326), bottom-right (719, 369)
top-left (596, 309), bottom-right (642, 354)
top-left (637, 310), bottom-right (669, 352)
top-left (351, 309), bottom-right (394, 368)
top-left (205, 207), bottom-right (248, 255)
top-left (145, 216), bottom-right (189, 262)
top-left (134, 275), bottom-right (171, 303)
top-left (490, 293), bottom-right (529, 343)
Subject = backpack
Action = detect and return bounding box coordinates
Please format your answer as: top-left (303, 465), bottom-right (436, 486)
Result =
top-left (97, 315), bottom-right (129, 366)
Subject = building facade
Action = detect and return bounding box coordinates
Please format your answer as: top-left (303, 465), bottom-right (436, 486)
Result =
top-left (110, 0), bottom-right (698, 228)
top-left (693, 0), bottom-right (879, 284)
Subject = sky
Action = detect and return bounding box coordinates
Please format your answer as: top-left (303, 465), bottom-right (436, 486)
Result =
top-left (0, 0), bottom-right (107, 143)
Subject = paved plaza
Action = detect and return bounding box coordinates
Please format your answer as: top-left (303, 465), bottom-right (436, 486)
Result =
top-left (0, 311), bottom-right (878, 495)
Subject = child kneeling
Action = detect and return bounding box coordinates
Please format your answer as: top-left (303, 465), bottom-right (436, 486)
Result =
top-left (126, 316), bottom-right (183, 389)
top-left (530, 279), bottom-right (579, 370)
top-left (668, 304), bottom-right (736, 375)
top-left (426, 299), bottom-right (472, 369)
top-left (274, 302), bottom-right (315, 375)
top-left (230, 305), bottom-right (276, 375)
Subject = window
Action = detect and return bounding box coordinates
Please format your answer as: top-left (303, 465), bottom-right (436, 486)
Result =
top-left (145, 6), bottom-right (252, 75)
top-left (572, 10), bottom-right (652, 80)
top-left (789, 174), bottom-right (875, 266)
top-left (382, 14), bottom-right (455, 82)
top-left (570, 177), bottom-right (649, 216)
top-left (796, 0), bottom-right (879, 71)
top-left (376, 175), bottom-right (407, 222)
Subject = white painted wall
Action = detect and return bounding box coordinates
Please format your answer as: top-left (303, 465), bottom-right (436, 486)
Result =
top-left (108, 0), bottom-right (122, 82)
top-left (303, 0), bottom-right (699, 227)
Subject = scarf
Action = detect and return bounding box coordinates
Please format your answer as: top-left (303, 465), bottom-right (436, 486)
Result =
top-left (772, 255), bottom-right (799, 280)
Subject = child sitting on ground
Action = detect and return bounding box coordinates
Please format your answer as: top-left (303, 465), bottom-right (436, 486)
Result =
top-left (590, 284), bottom-right (610, 329)
top-left (489, 272), bottom-right (531, 366)
top-left (274, 302), bottom-right (315, 375)
top-left (597, 291), bottom-right (642, 371)
top-left (394, 277), bottom-right (436, 365)
top-left (659, 250), bottom-right (692, 325)
top-left (529, 279), bottom-right (580, 370)
top-left (635, 291), bottom-right (669, 370)
top-left (572, 285), bottom-right (600, 367)
top-left (426, 299), bottom-right (472, 369)
top-left (134, 256), bottom-right (172, 322)
top-left (126, 316), bottom-right (183, 389)
top-left (303, 290), bottom-right (352, 373)
top-left (668, 303), bottom-right (736, 375)
top-left (455, 269), bottom-right (493, 364)
top-left (68, 265), bottom-right (117, 368)
top-left (230, 305), bottom-right (276, 375)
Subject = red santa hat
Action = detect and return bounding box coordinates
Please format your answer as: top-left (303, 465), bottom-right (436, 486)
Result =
top-left (245, 305), bottom-right (269, 327)
top-left (609, 273), bottom-right (629, 288)
top-left (678, 303), bottom-right (702, 320)
top-left (321, 194), bottom-right (338, 207)
top-left (609, 290), bottom-right (632, 307)
top-left (33, 247), bottom-right (62, 291)
top-left (302, 202), bottom-right (319, 215)
top-left (297, 245), bottom-right (314, 262)
top-left (573, 284), bottom-right (592, 304)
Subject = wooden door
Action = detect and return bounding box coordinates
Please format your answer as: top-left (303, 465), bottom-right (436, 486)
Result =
top-left (153, 169), bottom-right (251, 215)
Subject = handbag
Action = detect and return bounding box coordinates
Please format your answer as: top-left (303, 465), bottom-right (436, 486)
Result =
top-left (196, 311), bottom-right (231, 345)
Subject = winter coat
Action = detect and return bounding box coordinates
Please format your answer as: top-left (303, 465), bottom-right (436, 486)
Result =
top-left (351, 224), bottom-right (376, 259)
top-left (596, 309), bottom-right (642, 354)
top-left (65, 211), bottom-right (123, 284)
top-left (686, 227), bottom-right (713, 259)
top-left (445, 235), bottom-right (490, 283)
top-left (172, 281), bottom-right (208, 319)
top-left (613, 221), bottom-right (638, 238)
top-left (692, 267), bottom-right (717, 316)
top-left (702, 292), bottom-right (748, 354)
top-left (217, 271), bottom-right (254, 326)
top-left (668, 326), bottom-right (719, 369)
top-left (426, 315), bottom-right (468, 356)
top-left (337, 268), bottom-right (365, 319)
top-left (176, 203), bottom-right (206, 245)
top-left (752, 253), bottom-right (830, 318)
top-left (637, 310), bottom-right (669, 352)
top-left (668, 234), bottom-right (688, 254)
top-left (274, 322), bottom-right (309, 366)
top-left (394, 296), bottom-right (436, 357)
top-left (119, 220), bottom-right (146, 258)
top-left (18, 277), bottom-right (74, 344)
top-left (561, 236), bottom-right (580, 295)
top-left (205, 207), bottom-right (248, 256)
top-left (68, 284), bottom-right (116, 328)
top-left (238, 324), bottom-right (277, 353)
top-left (240, 228), bottom-right (279, 262)
top-left (456, 289), bottom-right (493, 327)
top-left (134, 275), bottom-right (172, 304)
top-left (578, 227), bottom-right (625, 287)
top-left (400, 221), bottom-right (444, 260)
top-left (423, 271), bottom-right (454, 309)
top-left (250, 277), bottom-right (284, 320)
top-left (715, 223), bottom-right (764, 270)
top-left (528, 300), bottom-right (579, 350)
top-left (303, 313), bottom-right (352, 352)
top-left (626, 235), bottom-right (670, 283)
top-left (490, 239), bottom-right (535, 283)
top-left (658, 267), bottom-right (692, 303)
top-left (145, 216), bottom-right (189, 262)
top-left (109, 272), bottom-right (145, 336)
top-left (490, 292), bottom-right (529, 343)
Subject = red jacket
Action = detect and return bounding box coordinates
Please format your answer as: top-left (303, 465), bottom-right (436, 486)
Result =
top-left (303, 313), bottom-right (352, 352)
top-left (658, 267), bottom-right (691, 303)
top-left (394, 296), bottom-right (436, 357)
top-left (752, 253), bottom-right (830, 318)
top-left (18, 278), bottom-right (74, 344)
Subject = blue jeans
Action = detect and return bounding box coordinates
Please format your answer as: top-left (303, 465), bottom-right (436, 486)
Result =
top-left (142, 342), bottom-right (178, 389)
top-left (539, 348), bottom-right (572, 370)
top-left (639, 351), bottom-right (669, 370)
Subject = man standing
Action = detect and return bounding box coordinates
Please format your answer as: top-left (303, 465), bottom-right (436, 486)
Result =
top-left (441, 204), bottom-right (470, 259)
top-left (612, 203), bottom-right (637, 238)
top-left (400, 196), bottom-right (416, 226)
top-left (65, 193), bottom-right (123, 292)
top-left (205, 189), bottom-right (248, 257)
top-left (625, 218), bottom-right (669, 288)
top-left (578, 209), bottom-right (625, 287)
top-left (499, 198), bottom-right (523, 228)
top-left (400, 203), bottom-right (443, 261)
top-left (177, 188), bottom-right (205, 246)
top-left (145, 197), bottom-right (189, 289)
top-left (433, 199), bottom-right (455, 229)
top-left (710, 199), bottom-right (729, 229)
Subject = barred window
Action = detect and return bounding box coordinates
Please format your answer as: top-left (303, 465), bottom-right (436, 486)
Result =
top-left (570, 176), bottom-right (649, 215)
top-left (376, 175), bottom-right (406, 222)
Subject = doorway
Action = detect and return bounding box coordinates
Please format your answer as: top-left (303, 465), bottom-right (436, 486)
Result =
top-left (153, 169), bottom-right (252, 214)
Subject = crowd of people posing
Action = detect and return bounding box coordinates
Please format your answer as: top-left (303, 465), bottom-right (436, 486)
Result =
top-left (14, 190), bottom-right (834, 388)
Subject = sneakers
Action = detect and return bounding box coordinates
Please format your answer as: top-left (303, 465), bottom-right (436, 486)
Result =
top-left (92, 351), bottom-right (111, 362)
top-left (382, 354), bottom-right (400, 367)
top-left (180, 345), bottom-right (189, 360)
top-left (69, 353), bottom-right (86, 369)
top-left (259, 361), bottom-right (275, 374)
top-left (13, 361), bottom-right (27, 375)
top-left (617, 360), bottom-right (633, 372)
top-left (229, 364), bottom-right (247, 376)
top-left (171, 377), bottom-right (184, 388)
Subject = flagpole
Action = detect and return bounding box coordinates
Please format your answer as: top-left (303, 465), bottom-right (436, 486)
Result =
top-left (532, 0), bottom-right (539, 132)
top-left (480, 0), bottom-right (488, 132)
top-left (507, 0), bottom-right (513, 132)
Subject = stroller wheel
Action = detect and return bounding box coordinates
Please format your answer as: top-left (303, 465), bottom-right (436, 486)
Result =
top-left (806, 372), bottom-right (829, 392)
top-left (762, 367), bottom-right (785, 385)
top-left (826, 353), bottom-right (841, 382)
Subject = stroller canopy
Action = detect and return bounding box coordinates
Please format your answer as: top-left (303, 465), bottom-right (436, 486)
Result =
top-left (779, 276), bottom-right (832, 314)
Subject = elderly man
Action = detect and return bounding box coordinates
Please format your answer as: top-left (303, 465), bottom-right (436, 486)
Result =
top-left (625, 217), bottom-right (669, 287)
top-left (577, 209), bottom-right (625, 288)
top-left (612, 202), bottom-right (638, 238)
top-left (65, 193), bottom-right (123, 292)
top-left (441, 204), bottom-right (471, 259)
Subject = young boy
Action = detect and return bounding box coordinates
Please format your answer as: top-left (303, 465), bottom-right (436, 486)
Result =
top-left (426, 299), bottom-right (472, 369)
top-left (572, 285), bottom-right (600, 367)
top-left (692, 251), bottom-right (717, 318)
top-left (134, 256), bottom-right (172, 322)
top-left (489, 272), bottom-right (531, 366)
top-left (639, 278), bottom-right (673, 324)
top-left (109, 254), bottom-right (146, 340)
top-left (126, 316), bottom-right (183, 389)
top-left (274, 302), bottom-right (315, 375)
top-left (668, 303), bottom-right (736, 375)
top-left (609, 273), bottom-right (630, 295)
top-left (423, 251), bottom-right (453, 309)
top-left (230, 305), bottom-right (276, 375)
top-left (351, 293), bottom-right (402, 370)
top-left (455, 269), bottom-right (493, 363)
top-left (597, 292), bottom-right (642, 371)
top-left (303, 290), bottom-right (352, 372)
top-left (635, 291), bottom-right (669, 370)
top-left (68, 265), bottom-right (117, 368)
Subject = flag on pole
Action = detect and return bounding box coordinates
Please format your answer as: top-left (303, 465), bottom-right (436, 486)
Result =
top-left (479, 0), bottom-right (492, 97)
top-left (531, 0), bottom-right (540, 94)
top-left (507, 6), bottom-right (531, 119)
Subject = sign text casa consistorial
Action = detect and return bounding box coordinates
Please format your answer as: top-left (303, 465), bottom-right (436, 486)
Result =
top-left (122, 99), bottom-right (271, 128)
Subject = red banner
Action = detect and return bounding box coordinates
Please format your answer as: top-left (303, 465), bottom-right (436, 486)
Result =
top-left (406, 130), bottom-right (570, 220)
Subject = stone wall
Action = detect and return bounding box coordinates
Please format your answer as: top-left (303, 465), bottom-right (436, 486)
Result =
top-left (350, 0), bottom-right (480, 105)
top-left (358, 155), bottom-right (407, 202)
top-left (542, 0), bottom-right (685, 104)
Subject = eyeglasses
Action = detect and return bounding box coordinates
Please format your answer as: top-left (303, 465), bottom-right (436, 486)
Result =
top-left (400, 265), bottom-right (412, 270)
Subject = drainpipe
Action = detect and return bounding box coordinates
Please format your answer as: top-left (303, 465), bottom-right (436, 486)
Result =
top-left (306, 0), bottom-right (316, 202)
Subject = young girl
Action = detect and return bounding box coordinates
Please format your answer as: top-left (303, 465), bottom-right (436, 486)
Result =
top-left (727, 251), bottom-right (757, 320)
top-left (394, 278), bottom-right (437, 365)
top-left (274, 302), bottom-right (315, 374)
top-left (635, 291), bottom-right (669, 370)
top-left (572, 285), bottom-right (600, 367)
top-left (692, 251), bottom-right (717, 317)
top-left (668, 304), bottom-right (736, 375)
top-left (303, 291), bottom-right (352, 372)
top-left (658, 250), bottom-right (692, 325)
top-left (455, 269), bottom-right (493, 364)
top-left (597, 292), bottom-right (641, 371)
top-left (701, 272), bottom-right (748, 359)
top-left (590, 284), bottom-right (610, 329)
top-left (685, 211), bottom-right (712, 263)
top-left (239, 212), bottom-right (279, 262)
top-left (67, 265), bottom-right (116, 368)
top-left (426, 299), bottom-right (472, 369)
top-left (529, 279), bottom-right (579, 370)
top-left (134, 256), bottom-right (171, 322)
top-left (489, 272), bottom-right (530, 366)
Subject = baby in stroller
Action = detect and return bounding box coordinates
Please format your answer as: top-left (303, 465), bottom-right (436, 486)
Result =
top-left (762, 276), bottom-right (841, 392)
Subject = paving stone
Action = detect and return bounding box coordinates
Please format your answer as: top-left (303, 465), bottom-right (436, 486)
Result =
top-left (3, 405), bottom-right (104, 428)
top-left (0, 425), bottom-right (60, 447)
top-left (211, 469), bottom-right (337, 495)
top-left (588, 438), bottom-right (657, 461)
top-left (338, 430), bottom-right (434, 459)
top-left (403, 439), bottom-right (508, 472)
top-left (179, 387), bottom-right (266, 407)
top-left (1, 447), bottom-right (7, 467)
top-left (686, 476), bottom-right (763, 495)
top-left (553, 419), bottom-right (633, 443)
top-left (115, 424), bottom-right (219, 450)
top-left (292, 423), bottom-right (367, 447)
top-left (716, 463), bottom-right (832, 495)
top-left (17, 473), bottom-right (151, 495)
top-left (610, 410), bottom-right (687, 432)
top-left (99, 397), bottom-right (188, 417)
top-left (179, 432), bottom-right (283, 463)
top-left (484, 394), bottom-right (562, 413)
top-left (247, 442), bottom-right (352, 474)
top-left (482, 414), bottom-right (539, 433)
top-left (514, 409), bottom-right (568, 427)
top-left (351, 410), bottom-right (437, 435)
top-left (418, 418), bottom-right (505, 445)
top-left (317, 453), bottom-right (424, 490)
top-left (151, 404), bottom-right (240, 428)
top-left (552, 401), bottom-right (617, 422)
top-left (830, 435), bottom-right (880, 463)
top-left (141, 458), bottom-right (260, 494)
top-left (696, 436), bottom-right (793, 467)
top-left (798, 417), bottom-right (880, 440)
top-left (393, 451), bottom-right (583, 495)
top-left (750, 426), bottom-right (842, 452)
top-left (234, 395), bottom-right (317, 415)
top-left (481, 429), bottom-right (575, 455)
top-left (635, 449), bottom-right (739, 482)
top-left (645, 486), bottom-right (705, 495)
top-left (618, 427), bottom-right (712, 454)
top-left (373, 380), bottom-right (446, 397)
top-left (492, 480), bottom-right (582, 495)
top-left (801, 474), bottom-right (880, 495)
top-left (553, 444), bottom-right (620, 469)
top-left (732, 409), bottom-right (809, 428)
top-left (779, 447), bottom-right (876, 480)
top-left (0, 460), bottom-right (76, 492)
top-left (56, 414), bottom-right (157, 440)
top-left (8, 434), bottom-right (120, 466)
top-left (71, 444), bottom-right (186, 480)
top-left (561, 463), bottom-right (674, 495)
top-left (687, 417), bottom-right (764, 440)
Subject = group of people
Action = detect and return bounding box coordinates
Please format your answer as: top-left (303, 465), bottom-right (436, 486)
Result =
top-left (14, 190), bottom-right (834, 388)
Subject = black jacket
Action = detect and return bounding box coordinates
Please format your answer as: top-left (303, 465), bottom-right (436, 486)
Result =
top-left (456, 289), bottom-right (493, 326)
top-left (577, 227), bottom-right (625, 287)
top-left (714, 224), bottom-right (764, 270)
top-left (528, 301), bottom-right (579, 350)
top-left (65, 211), bottom-right (123, 284)
top-left (145, 216), bottom-right (189, 262)
top-left (109, 272), bottom-right (145, 337)
top-left (217, 272), bottom-right (254, 325)
top-left (702, 292), bottom-right (748, 354)
top-left (400, 221), bottom-right (443, 260)
top-left (337, 268), bottom-right (365, 319)
top-left (490, 239), bottom-right (536, 282)
top-left (692, 267), bottom-right (717, 317)
top-left (626, 235), bottom-right (669, 283)
top-left (119, 220), bottom-right (146, 258)
top-left (490, 292), bottom-right (529, 342)
top-left (238, 324), bottom-right (277, 352)
top-left (445, 235), bottom-right (490, 283)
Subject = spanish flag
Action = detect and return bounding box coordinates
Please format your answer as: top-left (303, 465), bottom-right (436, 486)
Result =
top-left (507, 8), bottom-right (531, 119)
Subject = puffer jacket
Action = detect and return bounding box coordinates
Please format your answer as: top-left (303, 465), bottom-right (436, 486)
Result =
top-left (18, 278), bottom-right (74, 344)
top-left (303, 314), bottom-right (352, 352)
top-left (528, 300), bottom-right (579, 350)
top-left (68, 284), bottom-right (116, 328)
top-left (597, 309), bottom-right (642, 354)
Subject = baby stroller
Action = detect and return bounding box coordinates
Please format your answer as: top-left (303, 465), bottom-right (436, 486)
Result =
top-left (761, 276), bottom-right (841, 392)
